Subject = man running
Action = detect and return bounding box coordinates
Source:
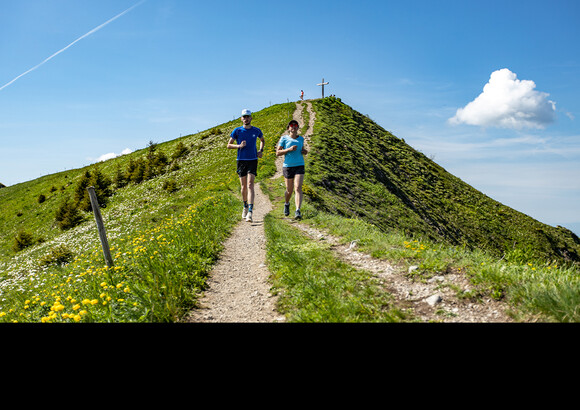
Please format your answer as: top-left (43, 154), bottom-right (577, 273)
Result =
top-left (227, 109), bottom-right (265, 222)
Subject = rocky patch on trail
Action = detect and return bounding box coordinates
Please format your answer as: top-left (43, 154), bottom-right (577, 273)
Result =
top-left (292, 222), bottom-right (514, 323)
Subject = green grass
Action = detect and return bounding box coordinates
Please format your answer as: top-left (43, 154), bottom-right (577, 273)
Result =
top-left (264, 172), bottom-right (580, 322)
top-left (305, 97), bottom-right (580, 264)
top-left (260, 176), bottom-right (407, 322)
top-left (3, 97), bottom-right (580, 323)
top-left (0, 193), bottom-right (239, 322)
top-left (0, 102), bottom-right (294, 323)
top-left (264, 211), bottom-right (407, 322)
top-left (262, 98), bottom-right (580, 323)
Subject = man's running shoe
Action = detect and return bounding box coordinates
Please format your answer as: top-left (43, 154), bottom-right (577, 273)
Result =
top-left (246, 211), bottom-right (253, 222)
top-left (284, 203), bottom-right (290, 216)
top-left (294, 209), bottom-right (302, 220)
top-left (242, 206), bottom-right (249, 219)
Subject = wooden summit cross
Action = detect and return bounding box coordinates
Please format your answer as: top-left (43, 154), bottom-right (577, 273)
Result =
top-left (317, 78), bottom-right (329, 98)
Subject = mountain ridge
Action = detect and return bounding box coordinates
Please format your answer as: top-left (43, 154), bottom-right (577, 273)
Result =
top-left (303, 97), bottom-right (580, 264)
top-left (1, 98), bottom-right (580, 323)
top-left (2, 97), bottom-right (578, 266)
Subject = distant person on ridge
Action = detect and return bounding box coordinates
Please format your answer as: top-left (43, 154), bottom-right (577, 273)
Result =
top-left (227, 108), bottom-right (265, 223)
top-left (300, 90), bottom-right (304, 100)
top-left (277, 119), bottom-right (307, 219)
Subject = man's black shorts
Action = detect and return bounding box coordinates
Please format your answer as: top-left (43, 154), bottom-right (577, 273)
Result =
top-left (283, 165), bottom-right (305, 179)
top-left (237, 159), bottom-right (258, 177)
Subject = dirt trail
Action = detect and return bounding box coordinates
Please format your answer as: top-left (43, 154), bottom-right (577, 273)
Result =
top-left (185, 101), bottom-right (314, 323)
top-left (185, 180), bottom-right (282, 322)
top-left (185, 100), bottom-right (513, 323)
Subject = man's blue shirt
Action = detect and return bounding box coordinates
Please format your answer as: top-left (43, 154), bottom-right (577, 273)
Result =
top-left (231, 126), bottom-right (263, 160)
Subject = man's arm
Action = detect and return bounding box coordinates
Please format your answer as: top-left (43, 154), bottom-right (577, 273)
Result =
top-left (227, 137), bottom-right (245, 149)
top-left (257, 137), bottom-right (265, 158)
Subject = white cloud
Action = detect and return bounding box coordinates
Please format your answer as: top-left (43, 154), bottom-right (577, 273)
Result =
top-left (95, 148), bottom-right (133, 162)
top-left (449, 68), bottom-right (556, 129)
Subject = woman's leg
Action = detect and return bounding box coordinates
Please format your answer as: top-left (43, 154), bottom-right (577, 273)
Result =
top-left (285, 177), bottom-right (294, 204)
top-left (294, 174), bottom-right (304, 210)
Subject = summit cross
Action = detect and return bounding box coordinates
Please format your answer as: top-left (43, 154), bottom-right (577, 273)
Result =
top-left (317, 78), bottom-right (329, 98)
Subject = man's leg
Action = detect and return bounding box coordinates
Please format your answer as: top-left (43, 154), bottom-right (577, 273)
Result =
top-left (240, 175), bottom-right (248, 218)
top-left (245, 173), bottom-right (256, 222)
top-left (239, 174), bottom-right (248, 200)
top-left (247, 173), bottom-right (255, 207)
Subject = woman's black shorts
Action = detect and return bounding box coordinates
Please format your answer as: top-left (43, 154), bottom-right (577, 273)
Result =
top-left (237, 159), bottom-right (258, 177)
top-left (283, 165), bottom-right (305, 179)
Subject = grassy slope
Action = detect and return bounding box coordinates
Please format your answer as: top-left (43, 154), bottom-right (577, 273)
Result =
top-left (304, 97), bottom-right (580, 265)
top-left (0, 103), bottom-right (292, 262)
top-left (0, 102), bottom-right (293, 322)
top-left (3, 97), bottom-right (580, 323)
top-left (262, 98), bottom-right (580, 322)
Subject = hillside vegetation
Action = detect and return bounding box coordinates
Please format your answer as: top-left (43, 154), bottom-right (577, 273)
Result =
top-left (0, 103), bottom-right (292, 322)
top-left (2, 97), bottom-right (580, 322)
top-left (304, 97), bottom-right (580, 264)
top-left (260, 98), bottom-right (580, 322)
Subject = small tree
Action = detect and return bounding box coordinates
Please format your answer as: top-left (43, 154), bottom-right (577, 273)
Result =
top-left (55, 196), bottom-right (83, 230)
top-left (128, 158), bottom-right (146, 183)
top-left (74, 168), bottom-right (113, 212)
top-left (114, 165), bottom-right (128, 189)
top-left (172, 141), bottom-right (189, 161)
top-left (90, 167), bottom-right (113, 206)
top-left (74, 171), bottom-right (92, 211)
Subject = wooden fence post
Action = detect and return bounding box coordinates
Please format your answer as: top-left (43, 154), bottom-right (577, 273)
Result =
top-left (87, 186), bottom-right (114, 268)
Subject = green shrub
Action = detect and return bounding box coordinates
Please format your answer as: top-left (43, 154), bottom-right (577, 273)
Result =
top-left (12, 230), bottom-right (36, 252)
top-left (38, 244), bottom-right (75, 267)
top-left (162, 178), bottom-right (178, 193)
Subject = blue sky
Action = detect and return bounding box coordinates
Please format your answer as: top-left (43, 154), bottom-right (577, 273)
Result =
top-left (1, 0), bottom-right (579, 234)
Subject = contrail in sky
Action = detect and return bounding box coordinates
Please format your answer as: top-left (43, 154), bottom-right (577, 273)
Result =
top-left (0, 0), bottom-right (145, 92)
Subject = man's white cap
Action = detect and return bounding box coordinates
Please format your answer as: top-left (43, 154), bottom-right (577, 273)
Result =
top-left (241, 109), bottom-right (252, 116)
